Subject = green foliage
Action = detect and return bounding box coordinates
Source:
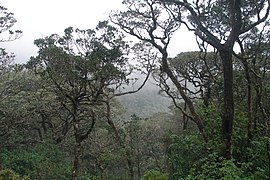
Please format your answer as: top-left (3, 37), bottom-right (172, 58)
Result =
top-left (198, 105), bottom-right (222, 152)
top-left (188, 150), bottom-right (268, 179)
top-left (0, 168), bottom-right (29, 180)
top-left (1, 1), bottom-right (270, 179)
top-left (0, 142), bottom-right (72, 179)
top-left (143, 170), bottom-right (168, 180)
top-left (232, 103), bottom-right (250, 162)
top-left (188, 153), bottom-right (243, 179)
top-left (245, 136), bottom-right (270, 179)
top-left (166, 132), bottom-right (206, 179)
top-left (166, 102), bottom-right (270, 179)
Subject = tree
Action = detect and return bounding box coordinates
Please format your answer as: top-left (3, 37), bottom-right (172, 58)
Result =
top-left (28, 21), bottom-right (154, 179)
top-left (0, 3), bottom-right (22, 102)
top-left (170, 51), bottom-right (222, 107)
top-left (161, 0), bottom-right (270, 159)
top-left (0, 4), bottom-right (22, 42)
top-left (156, 51), bottom-right (223, 132)
top-left (235, 24), bottom-right (270, 137)
top-left (111, 0), bottom-right (209, 145)
top-left (0, 3), bottom-right (25, 148)
top-left (29, 23), bottom-right (132, 179)
top-left (0, 49), bottom-right (16, 102)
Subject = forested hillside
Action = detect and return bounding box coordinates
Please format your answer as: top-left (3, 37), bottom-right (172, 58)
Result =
top-left (117, 78), bottom-right (171, 117)
top-left (1, 1), bottom-right (270, 180)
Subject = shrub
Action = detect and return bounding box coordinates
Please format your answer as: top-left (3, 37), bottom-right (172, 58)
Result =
top-left (143, 170), bottom-right (168, 180)
top-left (0, 168), bottom-right (30, 180)
top-left (0, 142), bottom-right (72, 179)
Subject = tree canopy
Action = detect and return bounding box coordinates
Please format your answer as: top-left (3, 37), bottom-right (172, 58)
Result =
top-left (1, 1), bottom-right (270, 179)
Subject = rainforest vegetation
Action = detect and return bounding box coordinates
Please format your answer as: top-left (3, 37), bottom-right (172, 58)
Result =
top-left (1, 0), bottom-right (270, 179)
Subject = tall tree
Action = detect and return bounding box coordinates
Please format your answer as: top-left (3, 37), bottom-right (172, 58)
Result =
top-left (29, 21), bottom-right (153, 179)
top-left (29, 22), bottom-right (132, 179)
top-left (168, 51), bottom-right (222, 107)
top-left (111, 0), bottom-right (209, 144)
top-left (0, 3), bottom-right (24, 147)
top-left (235, 24), bottom-right (270, 137)
top-left (0, 3), bottom-right (22, 102)
top-left (161, 0), bottom-right (270, 159)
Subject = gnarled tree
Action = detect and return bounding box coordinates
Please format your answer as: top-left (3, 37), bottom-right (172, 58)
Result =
top-left (111, 0), bottom-right (209, 144)
top-left (161, 0), bottom-right (270, 159)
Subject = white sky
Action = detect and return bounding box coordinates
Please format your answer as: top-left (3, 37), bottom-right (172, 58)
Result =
top-left (0, 0), bottom-right (198, 63)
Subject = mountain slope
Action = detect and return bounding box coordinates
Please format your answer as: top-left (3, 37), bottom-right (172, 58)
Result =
top-left (117, 79), bottom-right (171, 117)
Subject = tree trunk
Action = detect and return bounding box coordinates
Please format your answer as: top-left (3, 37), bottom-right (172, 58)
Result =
top-left (105, 100), bottom-right (134, 179)
top-left (183, 79), bottom-right (188, 131)
top-left (161, 53), bottom-right (208, 143)
top-left (242, 59), bottom-right (253, 139)
top-left (71, 141), bottom-right (83, 180)
top-left (108, 119), bottom-right (134, 179)
top-left (220, 50), bottom-right (234, 159)
top-left (136, 150), bottom-right (141, 179)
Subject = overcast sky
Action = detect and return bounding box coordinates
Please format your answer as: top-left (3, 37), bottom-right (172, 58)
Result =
top-left (1, 0), bottom-right (198, 63)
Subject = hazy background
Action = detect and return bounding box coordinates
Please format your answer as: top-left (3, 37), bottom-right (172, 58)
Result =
top-left (1, 0), bottom-right (198, 64)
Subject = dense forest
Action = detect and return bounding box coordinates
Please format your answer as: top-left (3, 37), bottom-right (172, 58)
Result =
top-left (1, 0), bottom-right (270, 179)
